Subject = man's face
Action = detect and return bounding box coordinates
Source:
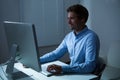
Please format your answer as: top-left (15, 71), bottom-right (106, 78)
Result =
top-left (67, 12), bottom-right (81, 30)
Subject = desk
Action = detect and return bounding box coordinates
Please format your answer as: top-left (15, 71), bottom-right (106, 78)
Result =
top-left (1, 61), bottom-right (98, 80)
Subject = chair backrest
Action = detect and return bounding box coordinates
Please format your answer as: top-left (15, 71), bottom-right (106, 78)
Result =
top-left (107, 40), bottom-right (120, 68)
top-left (92, 57), bottom-right (106, 76)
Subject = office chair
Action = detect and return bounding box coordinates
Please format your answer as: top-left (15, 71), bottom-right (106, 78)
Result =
top-left (65, 57), bottom-right (106, 80)
top-left (100, 40), bottom-right (120, 80)
top-left (91, 57), bottom-right (106, 80)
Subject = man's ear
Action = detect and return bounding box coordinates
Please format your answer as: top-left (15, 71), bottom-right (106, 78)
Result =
top-left (81, 18), bottom-right (85, 23)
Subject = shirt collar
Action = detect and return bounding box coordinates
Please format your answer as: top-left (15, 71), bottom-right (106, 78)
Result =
top-left (73, 26), bottom-right (88, 37)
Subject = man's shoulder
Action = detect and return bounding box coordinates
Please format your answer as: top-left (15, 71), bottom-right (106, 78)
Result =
top-left (87, 29), bottom-right (98, 37)
top-left (83, 29), bottom-right (99, 42)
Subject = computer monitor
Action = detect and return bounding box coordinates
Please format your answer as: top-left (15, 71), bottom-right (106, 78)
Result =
top-left (4, 21), bottom-right (41, 72)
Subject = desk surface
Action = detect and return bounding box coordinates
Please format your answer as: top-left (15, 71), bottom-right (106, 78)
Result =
top-left (0, 61), bottom-right (98, 80)
top-left (14, 61), bottom-right (98, 80)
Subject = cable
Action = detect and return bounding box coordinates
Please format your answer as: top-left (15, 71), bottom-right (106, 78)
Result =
top-left (0, 63), bottom-right (9, 80)
top-left (0, 65), bottom-right (7, 80)
top-left (0, 75), bottom-right (4, 80)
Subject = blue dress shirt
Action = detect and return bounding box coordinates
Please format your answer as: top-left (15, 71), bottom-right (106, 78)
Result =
top-left (40, 26), bottom-right (100, 74)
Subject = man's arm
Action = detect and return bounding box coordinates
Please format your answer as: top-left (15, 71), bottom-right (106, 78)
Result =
top-left (40, 39), bottom-right (68, 64)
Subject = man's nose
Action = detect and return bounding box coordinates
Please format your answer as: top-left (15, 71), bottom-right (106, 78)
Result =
top-left (68, 19), bottom-right (71, 24)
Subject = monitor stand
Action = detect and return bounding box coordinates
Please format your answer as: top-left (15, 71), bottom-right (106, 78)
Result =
top-left (5, 44), bottom-right (30, 80)
top-left (6, 44), bottom-right (18, 80)
top-left (6, 44), bottom-right (18, 74)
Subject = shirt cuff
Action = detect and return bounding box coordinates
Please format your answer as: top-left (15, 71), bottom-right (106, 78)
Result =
top-left (62, 65), bottom-right (71, 73)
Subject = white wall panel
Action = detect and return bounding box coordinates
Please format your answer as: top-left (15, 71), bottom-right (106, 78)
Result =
top-left (20, 0), bottom-right (65, 46)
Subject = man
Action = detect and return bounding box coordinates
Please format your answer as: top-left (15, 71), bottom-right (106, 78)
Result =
top-left (40, 4), bottom-right (100, 74)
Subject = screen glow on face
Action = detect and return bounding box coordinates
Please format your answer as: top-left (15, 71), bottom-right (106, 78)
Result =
top-left (67, 12), bottom-right (81, 30)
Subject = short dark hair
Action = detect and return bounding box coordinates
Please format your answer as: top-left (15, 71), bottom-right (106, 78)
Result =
top-left (67, 4), bottom-right (89, 23)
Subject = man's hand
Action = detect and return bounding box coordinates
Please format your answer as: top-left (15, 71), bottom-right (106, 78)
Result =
top-left (47, 64), bottom-right (62, 74)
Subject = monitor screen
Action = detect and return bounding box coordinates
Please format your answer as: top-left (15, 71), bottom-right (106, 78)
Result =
top-left (4, 21), bottom-right (41, 72)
